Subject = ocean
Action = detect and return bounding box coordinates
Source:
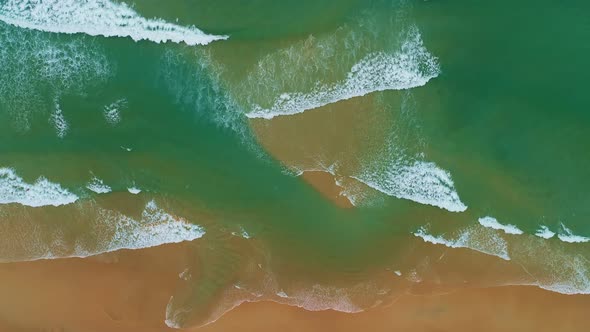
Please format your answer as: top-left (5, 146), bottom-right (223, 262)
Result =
top-left (1, 0), bottom-right (589, 329)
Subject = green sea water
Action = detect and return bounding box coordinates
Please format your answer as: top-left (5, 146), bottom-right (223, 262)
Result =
top-left (1, 0), bottom-right (589, 327)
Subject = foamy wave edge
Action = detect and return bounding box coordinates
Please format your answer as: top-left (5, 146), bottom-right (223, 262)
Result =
top-left (246, 26), bottom-right (439, 119)
top-left (352, 160), bottom-right (468, 213)
top-left (0, 168), bottom-right (78, 207)
top-left (0, 0), bottom-right (228, 46)
top-left (478, 216), bottom-right (523, 235)
top-left (0, 200), bottom-right (205, 263)
top-left (414, 226), bottom-right (511, 261)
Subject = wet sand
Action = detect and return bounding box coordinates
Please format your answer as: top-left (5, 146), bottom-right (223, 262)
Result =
top-left (0, 243), bottom-right (190, 332)
top-left (0, 237), bottom-right (589, 332)
top-left (197, 286), bottom-right (590, 332)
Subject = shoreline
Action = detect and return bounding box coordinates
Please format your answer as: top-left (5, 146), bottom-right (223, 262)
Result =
top-left (0, 240), bottom-right (589, 331)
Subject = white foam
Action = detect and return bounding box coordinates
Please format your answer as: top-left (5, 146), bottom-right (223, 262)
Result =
top-left (270, 284), bottom-right (363, 313)
top-left (104, 200), bottom-right (206, 251)
top-left (86, 176), bottom-right (112, 194)
top-left (0, 168), bottom-right (78, 207)
top-left (535, 225), bottom-right (556, 239)
top-left (414, 226), bottom-right (510, 261)
top-left (537, 254), bottom-right (590, 295)
top-left (246, 26), bottom-right (439, 119)
top-left (0, 0), bottom-right (227, 46)
top-left (49, 100), bottom-right (68, 138)
top-left (557, 223), bottom-right (590, 243)
top-left (127, 187), bottom-right (141, 194)
top-left (353, 160), bottom-right (467, 212)
top-left (231, 226), bottom-right (251, 239)
top-left (478, 216), bottom-right (523, 235)
top-left (393, 270), bottom-right (402, 276)
top-left (103, 98), bottom-right (126, 125)
top-left (0, 22), bottom-right (112, 131)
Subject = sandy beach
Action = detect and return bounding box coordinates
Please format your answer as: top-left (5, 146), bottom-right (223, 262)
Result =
top-left (0, 237), bottom-right (587, 332)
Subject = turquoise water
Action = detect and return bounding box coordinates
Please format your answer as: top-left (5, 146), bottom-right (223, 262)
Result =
top-left (1, 0), bottom-right (590, 327)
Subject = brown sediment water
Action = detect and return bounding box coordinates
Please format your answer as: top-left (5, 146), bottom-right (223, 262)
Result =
top-left (249, 94), bottom-right (395, 207)
top-left (300, 171), bottom-right (353, 208)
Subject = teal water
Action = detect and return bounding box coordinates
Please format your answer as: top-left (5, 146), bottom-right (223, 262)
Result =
top-left (1, 0), bottom-right (590, 327)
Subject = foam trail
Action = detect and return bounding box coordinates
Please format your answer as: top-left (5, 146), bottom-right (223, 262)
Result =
top-left (0, 22), bottom-right (112, 131)
top-left (558, 223), bottom-right (590, 243)
top-left (246, 26), bottom-right (439, 119)
top-left (535, 225), bottom-right (556, 239)
top-left (478, 216), bottom-right (523, 235)
top-left (103, 98), bottom-right (126, 125)
top-left (353, 161), bottom-right (467, 212)
top-left (86, 176), bottom-right (112, 194)
top-left (414, 226), bottom-right (510, 261)
top-left (0, 0), bottom-right (227, 45)
top-left (0, 168), bottom-right (78, 207)
top-left (50, 100), bottom-right (68, 138)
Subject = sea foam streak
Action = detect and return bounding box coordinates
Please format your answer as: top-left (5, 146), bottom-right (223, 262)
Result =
top-left (0, 168), bottom-right (78, 207)
top-left (0, 23), bottom-right (111, 131)
top-left (50, 100), bottom-right (68, 138)
top-left (414, 226), bottom-right (510, 261)
top-left (478, 216), bottom-right (523, 235)
top-left (246, 26), bottom-right (439, 119)
top-left (0, 0), bottom-right (227, 45)
top-left (354, 161), bottom-right (467, 212)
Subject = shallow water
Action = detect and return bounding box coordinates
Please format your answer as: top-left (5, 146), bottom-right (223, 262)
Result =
top-left (1, 0), bottom-right (590, 328)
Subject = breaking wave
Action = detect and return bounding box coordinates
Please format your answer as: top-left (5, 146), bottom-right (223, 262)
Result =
top-left (414, 225), bottom-right (510, 261)
top-left (0, 168), bottom-right (78, 207)
top-left (478, 216), bottom-right (524, 235)
top-left (354, 160), bottom-right (467, 212)
top-left (0, 199), bottom-right (205, 262)
top-left (245, 26), bottom-right (439, 119)
top-left (0, 0), bottom-right (227, 45)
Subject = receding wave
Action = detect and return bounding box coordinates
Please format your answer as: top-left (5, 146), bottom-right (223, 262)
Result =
top-left (246, 26), bottom-right (439, 119)
top-left (414, 220), bottom-right (590, 296)
top-left (0, 168), bottom-right (78, 207)
top-left (353, 160), bottom-right (467, 212)
top-left (0, 199), bottom-right (205, 262)
top-left (98, 200), bottom-right (205, 251)
top-left (414, 225), bottom-right (510, 260)
top-left (0, 0), bottom-right (227, 45)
